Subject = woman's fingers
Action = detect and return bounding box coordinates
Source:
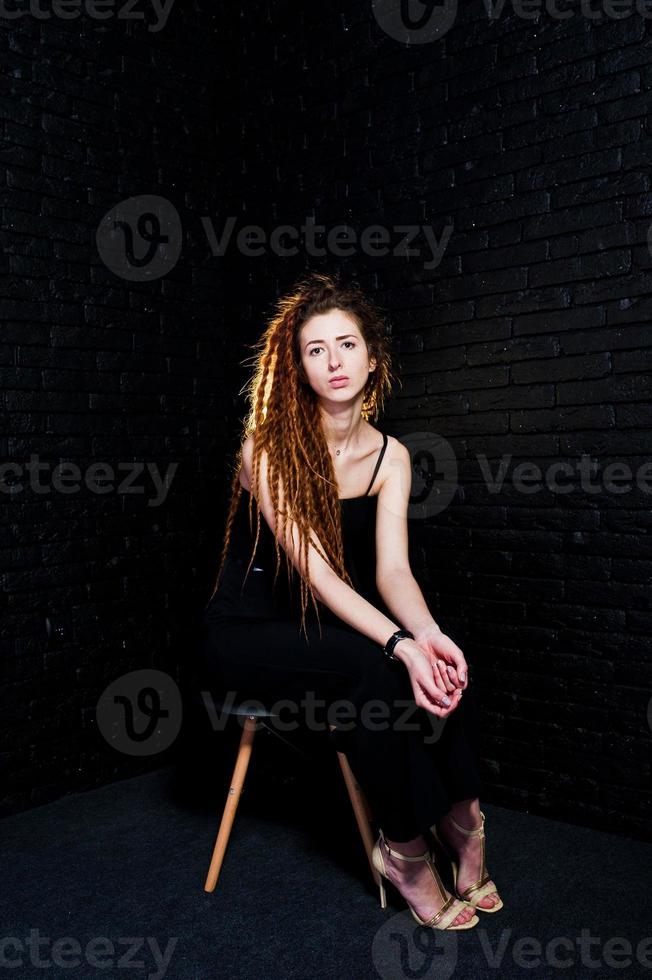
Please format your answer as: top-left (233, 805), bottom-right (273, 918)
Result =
top-left (416, 633), bottom-right (469, 692)
top-left (416, 689), bottom-right (450, 718)
top-left (417, 673), bottom-right (461, 718)
top-left (418, 690), bottom-right (460, 719)
top-left (441, 646), bottom-right (470, 690)
top-left (403, 647), bottom-right (464, 720)
top-left (432, 658), bottom-right (457, 692)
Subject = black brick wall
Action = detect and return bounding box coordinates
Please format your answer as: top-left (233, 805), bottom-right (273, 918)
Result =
top-left (1, 4), bottom-right (238, 812)
top-left (2, 2), bottom-right (651, 839)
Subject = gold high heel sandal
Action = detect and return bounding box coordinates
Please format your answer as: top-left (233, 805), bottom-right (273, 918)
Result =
top-left (371, 831), bottom-right (479, 931)
top-left (430, 810), bottom-right (504, 913)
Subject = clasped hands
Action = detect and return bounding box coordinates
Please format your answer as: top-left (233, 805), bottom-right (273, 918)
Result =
top-left (410, 623), bottom-right (469, 718)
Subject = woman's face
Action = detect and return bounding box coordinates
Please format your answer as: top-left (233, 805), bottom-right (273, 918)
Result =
top-left (298, 308), bottom-right (376, 404)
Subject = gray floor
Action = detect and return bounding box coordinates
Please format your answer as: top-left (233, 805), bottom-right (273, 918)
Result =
top-left (3, 754), bottom-right (652, 980)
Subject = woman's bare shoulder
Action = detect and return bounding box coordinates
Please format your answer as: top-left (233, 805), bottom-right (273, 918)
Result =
top-left (366, 423), bottom-right (402, 456)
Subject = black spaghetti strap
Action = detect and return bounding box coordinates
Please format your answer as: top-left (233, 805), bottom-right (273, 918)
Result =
top-left (364, 432), bottom-right (388, 496)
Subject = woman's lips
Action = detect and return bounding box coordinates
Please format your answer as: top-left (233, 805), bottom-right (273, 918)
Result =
top-left (329, 378), bottom-right (349, 387)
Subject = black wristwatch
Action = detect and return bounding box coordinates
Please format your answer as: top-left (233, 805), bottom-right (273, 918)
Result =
top-left (383, 629), bottom-right (414, 663)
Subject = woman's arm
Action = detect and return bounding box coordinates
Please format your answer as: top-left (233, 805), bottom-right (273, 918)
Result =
top-left (376, 570), bottom-right (439, 636)
top-left (374, 438), bottom-right (439, 633)
top-left (373, 438), bottom-right (468, 689)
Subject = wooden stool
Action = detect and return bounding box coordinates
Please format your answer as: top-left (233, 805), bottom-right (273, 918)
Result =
top-left (202, 695), bottom-right (380, 893)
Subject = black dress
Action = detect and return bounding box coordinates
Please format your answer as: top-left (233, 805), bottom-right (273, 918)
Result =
top-left (198, 432), bottom-right (482, 841)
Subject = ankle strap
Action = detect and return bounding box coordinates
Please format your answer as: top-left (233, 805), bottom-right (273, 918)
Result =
top-left (445, 810), bottom-right (486, 838)
top-left (380, 833), bottom-right (430, 862)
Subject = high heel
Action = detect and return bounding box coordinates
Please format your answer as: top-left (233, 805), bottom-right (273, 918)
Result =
top-left (371, 831), bottom-right (479, 931)
top-left (430, 810), bottom-right (504, 913)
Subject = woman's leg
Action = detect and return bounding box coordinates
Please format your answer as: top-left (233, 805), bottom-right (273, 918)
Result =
top-left (198, 612), bottom-right (488, 919)
top-left (378, 832), bottom-right (477, 926)
top-left (338, 651), bottom-right (485, 841)
top-left (435, 799), bottom-right (501, 910)
top-left (199, 612), bottom-right (484, 838)
top-left (198, 613), bottom-right (376, 719)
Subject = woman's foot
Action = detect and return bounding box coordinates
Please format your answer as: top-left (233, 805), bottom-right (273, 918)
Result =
top-left (382, 835), bottom-right (477, 927)
top-left (437, 806), bottom-right (501, 910)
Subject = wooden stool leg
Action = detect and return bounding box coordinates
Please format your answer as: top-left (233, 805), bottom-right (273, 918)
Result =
top-left (328, 725), bottom-right (374, 822)
top-left (333, 743), bottom-right (381, 890)
top-left (357, 776), bottom-right (374, 823)
top-left (204, 715), bottom-right (257, 892)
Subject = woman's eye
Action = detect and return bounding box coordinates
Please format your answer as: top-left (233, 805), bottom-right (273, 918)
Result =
top-left (309, 341), bottom-right (355, 356)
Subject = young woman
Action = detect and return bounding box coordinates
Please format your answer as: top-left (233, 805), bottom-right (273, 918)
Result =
top-left (199, 272), bottom-right (503, 931)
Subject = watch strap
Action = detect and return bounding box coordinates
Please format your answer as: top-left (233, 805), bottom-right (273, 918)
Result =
top-left (384, 629), bottom-right (414, 662)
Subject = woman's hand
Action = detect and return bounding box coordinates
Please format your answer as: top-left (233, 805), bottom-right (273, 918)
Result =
top-left (392, 639), bottom-right (463, 719)
top-left (412, 623), bottom-right (470, 697)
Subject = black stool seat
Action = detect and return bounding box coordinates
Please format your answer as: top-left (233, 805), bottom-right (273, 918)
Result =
top-left (205, 696), bottom-right (279, 718)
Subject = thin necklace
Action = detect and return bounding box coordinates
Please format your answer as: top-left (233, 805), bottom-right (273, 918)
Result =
top-left (328, 437), bottom-right (350, 457)
top-left (328, 421), bottom-right (362, 456)
top-left (330, 436), bottom-right (354, 456)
